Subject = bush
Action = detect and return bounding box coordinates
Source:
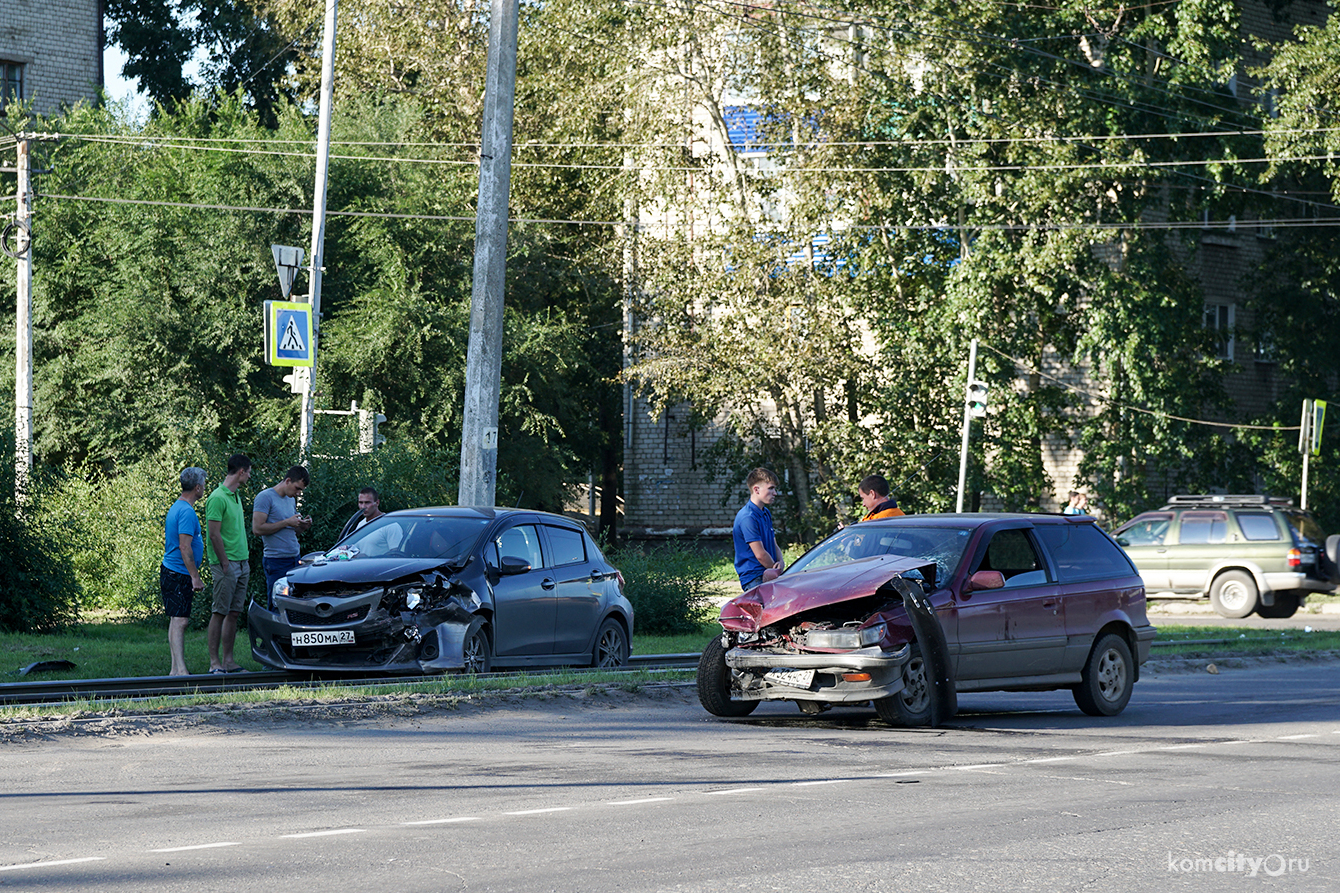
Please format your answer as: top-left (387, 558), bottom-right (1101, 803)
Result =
top-left (0, 455), bottom-right (81, 633)
top-left (608, 540), bottom-right (718, 635)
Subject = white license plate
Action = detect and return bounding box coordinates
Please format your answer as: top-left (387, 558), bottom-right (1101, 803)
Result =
top-left (291, 630), bottom-right (355, 647)
top-left (764, 668), bottom-right (815, 689)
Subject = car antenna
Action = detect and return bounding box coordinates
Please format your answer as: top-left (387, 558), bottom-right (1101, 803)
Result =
top-left (514, 490), bottom-right (524, 507)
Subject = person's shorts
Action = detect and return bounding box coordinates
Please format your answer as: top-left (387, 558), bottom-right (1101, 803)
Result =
top-left (160, 565), bottom-right (194, 618)
top-left (209, 559), bottom-right (251, 614)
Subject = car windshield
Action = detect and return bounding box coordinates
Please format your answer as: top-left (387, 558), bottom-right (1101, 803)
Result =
top-left (787, 524), bottom-right (975, 583)
top-left (329, 516), bottom-right (490, 563)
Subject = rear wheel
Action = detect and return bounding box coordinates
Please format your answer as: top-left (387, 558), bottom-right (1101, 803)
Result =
top-left (1073, 633), bottom-right (1133, 716)
top-left (591, 618), bottom-right (629, 668)
top-left (1256, 592), bottom-right (1300, 619)
top-left (874, 646), bottom-right (932, 727)
top-left (1209, 570), bottom-right (1258, 619)
top-left (461, 618), bottom-right (492, 674)
top-left (696, 636), bottom-right (758, 717)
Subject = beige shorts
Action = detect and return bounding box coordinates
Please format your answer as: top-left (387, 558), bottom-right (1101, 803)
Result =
top-left (209, 559), bottom-right (251, 614)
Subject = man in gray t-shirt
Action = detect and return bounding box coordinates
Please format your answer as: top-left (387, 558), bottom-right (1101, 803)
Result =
top-left (251, 465), bottom-right (313, 599)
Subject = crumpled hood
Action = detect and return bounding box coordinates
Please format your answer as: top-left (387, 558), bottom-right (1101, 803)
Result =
top-left (287, 556), bottom-right (455, 588)
top-left (721, 554), bottom-right (934, 632)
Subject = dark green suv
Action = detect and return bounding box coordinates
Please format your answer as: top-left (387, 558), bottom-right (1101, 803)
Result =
top-left (1112, 495), bottom-right (1338, 618)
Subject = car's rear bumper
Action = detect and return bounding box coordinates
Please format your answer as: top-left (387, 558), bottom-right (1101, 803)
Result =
top-left (1262, 572), bottom-right (1334, 596)
top-left (725, 643), bottom-right (912, 702)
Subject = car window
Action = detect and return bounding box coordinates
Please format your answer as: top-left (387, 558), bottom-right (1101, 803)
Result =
top-left (545, 525), bottom-right (587, 566)
top-left (1284, 511), bottom-right (1324, 546)
top-left (333, 516), bottom-right (489, 562)
top-left (1235, 512), bottom-right (1281, 542)
top-left (1114, 512), bottom-right (1173, 546)
top-left (788, 524), bottom-right (974, 583)
top-left (1177, 511), bottom-right (1228, 544)
top-left (976, 529), bottom-right (1046, 587)
top-left (496, 524), bottom-right (545, 569)
top-left (1035, 524), bottom-right (1137, 582)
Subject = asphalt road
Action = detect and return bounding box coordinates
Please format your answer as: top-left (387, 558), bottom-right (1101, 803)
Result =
top-left (1, 659), bottom-right (1337, 892)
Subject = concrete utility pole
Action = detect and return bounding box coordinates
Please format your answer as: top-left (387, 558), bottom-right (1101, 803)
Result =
top-left (13, 135), bottom-right (33, 497)
top-left (458, 0), bottom-right (521, 508)
top-left (299, 0), bottom-right (339, 459)
top-left (955, 338), bottom-right (978, 513)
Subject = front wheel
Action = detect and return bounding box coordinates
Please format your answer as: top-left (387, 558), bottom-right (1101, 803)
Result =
top-left (1210, 570), bottom-right (1258, 618)
top-left (591, 618), bottom-right (629, 668)
top-left (697, 636), bottom-right (758, 717)
top-left (874, 645), bottom-right (932, 727)
top-left (1073, 633), bottom-right (1133, 716)
top-left (460, 618), bottom-right (492, 674)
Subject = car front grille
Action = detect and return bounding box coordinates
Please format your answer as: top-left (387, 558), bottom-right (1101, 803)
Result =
top-left (287, 604), bottom-right (371, 626)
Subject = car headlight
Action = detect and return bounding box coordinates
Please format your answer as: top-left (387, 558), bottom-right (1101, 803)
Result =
top-left (271, 577), bottom-right (292, 599)
top-left (404, 587), bottom-right (424, 610)
top-left (802, 623), bottom-right (886, 650)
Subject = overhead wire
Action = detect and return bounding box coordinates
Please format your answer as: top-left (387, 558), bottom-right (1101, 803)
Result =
top-left (978, 341), bottom-right (1303, 432)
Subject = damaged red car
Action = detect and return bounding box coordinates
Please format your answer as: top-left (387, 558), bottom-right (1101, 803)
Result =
top-left (698, 514), bottom-right (1157, 726)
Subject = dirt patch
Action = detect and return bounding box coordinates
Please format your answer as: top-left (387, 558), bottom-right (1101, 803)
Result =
top-left (0, 681), bottom-right (699, 744)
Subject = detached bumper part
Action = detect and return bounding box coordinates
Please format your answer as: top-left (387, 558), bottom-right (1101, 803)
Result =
top-left (725, 643), bottom-right (911, 703)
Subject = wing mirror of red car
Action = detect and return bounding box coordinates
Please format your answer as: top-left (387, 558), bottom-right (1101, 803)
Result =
top-left (967, 570), bottom-right (1005, 592)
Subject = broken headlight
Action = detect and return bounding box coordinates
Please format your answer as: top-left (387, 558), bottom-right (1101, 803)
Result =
top-left (404, 586), bottom-right (425, 610)
top-left (802, 622), bottom-right (887, 650)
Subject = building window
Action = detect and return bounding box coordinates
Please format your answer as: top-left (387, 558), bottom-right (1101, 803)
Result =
top-left (0, 61), bottom-right (21, 111)
top-left (1204, 303), bottom-right (1235, 361)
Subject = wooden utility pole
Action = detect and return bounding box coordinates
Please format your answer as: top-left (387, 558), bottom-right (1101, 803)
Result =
top-left (459, 0), bottom-right (521, 507)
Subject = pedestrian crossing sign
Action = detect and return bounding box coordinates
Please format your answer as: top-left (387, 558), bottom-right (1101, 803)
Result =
top-left (264, 301), bottom-right (314, 367)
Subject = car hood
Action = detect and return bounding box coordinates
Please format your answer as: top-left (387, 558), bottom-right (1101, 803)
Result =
top-left (287, 556), bottom-right (457, 587)
top-left (721, 554), bottom-right (936, 632)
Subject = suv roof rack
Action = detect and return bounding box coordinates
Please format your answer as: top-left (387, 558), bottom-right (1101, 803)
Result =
top-left (1163, 494), bottom-right (1293, 507)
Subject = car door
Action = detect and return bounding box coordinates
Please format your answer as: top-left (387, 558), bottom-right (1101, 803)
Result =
top-left (488, 523), bottom-right (556, 657)
top-left (1165, 510), bottom-right (1228, 592)
top-left (542, 523), bottom-right (607, 655)
top-left (1035, 523), bottom-right (1146, 672)
top-left (1112, 512), bottom-right (1173, 591)
top-left (954, 526), bottom-right (1067, 681)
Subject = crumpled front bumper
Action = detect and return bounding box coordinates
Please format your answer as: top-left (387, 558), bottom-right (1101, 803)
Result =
top-left (724, 643), bottom-right (912, 703)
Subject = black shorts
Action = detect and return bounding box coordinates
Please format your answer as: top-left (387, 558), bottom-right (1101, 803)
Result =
top-left (160, 565), bottom-right (194, 618)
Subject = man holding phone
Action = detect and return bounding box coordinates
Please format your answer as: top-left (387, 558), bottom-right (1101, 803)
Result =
top-left (252, 465), bottom-right (313, 601)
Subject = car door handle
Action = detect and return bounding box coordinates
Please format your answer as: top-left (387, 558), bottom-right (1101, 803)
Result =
top-left (1042, 601), bottom-right (1059, 612)
top-left (541, 578), bottom-right (556, 591)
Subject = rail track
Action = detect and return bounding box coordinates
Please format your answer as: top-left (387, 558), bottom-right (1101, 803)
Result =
top-left (0, 653), bottom-right (702, 707)
top-left (0, 640), bottom-right (1237, 708)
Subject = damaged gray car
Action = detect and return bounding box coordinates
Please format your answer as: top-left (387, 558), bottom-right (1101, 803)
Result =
top-left (248, 507), bottom-right (633, 674)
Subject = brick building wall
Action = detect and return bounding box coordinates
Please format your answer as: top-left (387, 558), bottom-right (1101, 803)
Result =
top-left (0, 0), bottom-right (102, 116)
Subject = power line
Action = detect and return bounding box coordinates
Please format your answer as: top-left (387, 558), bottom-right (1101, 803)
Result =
top-left (979, 341), bottom-right (1302, 432)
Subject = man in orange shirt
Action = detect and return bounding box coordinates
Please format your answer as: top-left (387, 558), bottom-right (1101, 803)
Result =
top-left (858, 474), bottom-right (905, 521)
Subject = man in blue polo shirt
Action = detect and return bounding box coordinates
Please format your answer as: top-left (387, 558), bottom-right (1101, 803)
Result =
top-left (732, 467), bottom-right (783, 591)
top-left (161, 467), bottom-right (207, 676)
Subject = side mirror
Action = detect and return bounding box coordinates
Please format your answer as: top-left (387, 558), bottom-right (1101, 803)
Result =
top-left (499, 556), bottom-right (531, 576)
top-left (1115, 537), bottom-right (1130, 547)
top-left (967, 570), bottom-right (1005, 592)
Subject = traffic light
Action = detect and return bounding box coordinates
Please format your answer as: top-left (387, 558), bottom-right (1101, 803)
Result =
top-left (358, 409), bottom-right (387, 452)
top-left (967, 381), bottom-right (989, 418)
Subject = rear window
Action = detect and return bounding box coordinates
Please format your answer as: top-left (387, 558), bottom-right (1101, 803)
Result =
top-left (1235, 512), bottom-right (1281, 542)
top-left (1177, 511), bottom-right (1228, 545)
top-left (1285, 511), bottom-right (1325, 546)
top-left (1035, 524), bottom-right (1136, 582)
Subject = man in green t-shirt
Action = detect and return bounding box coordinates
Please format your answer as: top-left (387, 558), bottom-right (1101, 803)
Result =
top-left (205, 453), bottom-right (252, 673)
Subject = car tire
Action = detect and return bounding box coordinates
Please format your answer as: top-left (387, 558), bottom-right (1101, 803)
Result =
top-left (696, 636), bottom-right (758, 717)
top-left (591, 617), bottom-right (629, 668)
top-left (874, 645), bottom-right (933, 727)
top-left (1209, 570), bottom-right (1258, 618)
top-left (1256, 592), bottom-right (1300, 619)
top-left (1324, 535), bottom-right (1340, 585)
top-left (461, 618), bottom-right (492, 675)
top-left (1072, 633), bottom-right (1134, 717)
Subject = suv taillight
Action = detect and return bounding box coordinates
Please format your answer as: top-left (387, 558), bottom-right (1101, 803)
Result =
top-left (1287, 548), bottom-right (1302, 569)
